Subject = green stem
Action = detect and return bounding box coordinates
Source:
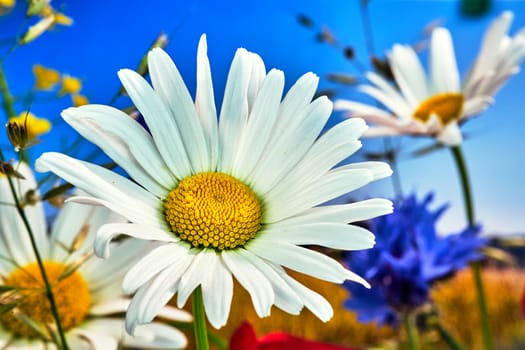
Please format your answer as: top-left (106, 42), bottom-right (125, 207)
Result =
top-left (434, 322), bottom-right (465, 350)
top-left (450, 145), bottom-right (493, 350)
top-left (192, 287), bottom-right (209, 350)
top-left (1, 154), bottom-right (69, 350)
top-left (169, 321), bottom-right (227, 350)
top-left (403, 313), bottom-right (420, 350)
top-left (450, 146), bottom-right (474, 224)
top-left (0, 61), bottom-right (16, 119)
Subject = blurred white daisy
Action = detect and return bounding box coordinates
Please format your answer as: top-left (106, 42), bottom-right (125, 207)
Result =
top-left (36, 34), bottom-right (392, 332)
top-left (0, 163), bottom-right (191, 349)
top-left (335, 11), bottom-right (525, 145)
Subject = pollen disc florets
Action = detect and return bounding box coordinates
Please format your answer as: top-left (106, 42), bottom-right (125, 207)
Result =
top-left (164, 172), bottom-right (262, 250)
top-left (0, 261), bottom-right (91, 338)
top-left (413, 92), bottom-right (464, 125)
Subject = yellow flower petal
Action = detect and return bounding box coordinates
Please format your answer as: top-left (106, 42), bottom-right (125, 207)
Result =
top-left (59, 75), bottom-right (82, 95)
top-left (0, 0), bottom-right (15, 13)
top-left (72, 94), bottom-right (89, 107)
top-left (32, 64), bottom-right (60, 90)
top-left (53, 11), bottom-right (73, 26)
top-left (10, 112), bottom-right (51, 139)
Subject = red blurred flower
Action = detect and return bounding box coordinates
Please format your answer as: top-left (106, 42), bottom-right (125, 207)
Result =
top-left (230, 322), bottom-right (361, 350)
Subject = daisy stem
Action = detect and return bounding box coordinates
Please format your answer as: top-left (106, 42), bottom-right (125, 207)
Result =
top-left (192, 286), bottom-right (209, 350)
top-left (450, 145), bottom-right (493, 350)
top-left (403, 312), bottom-right (420, 350)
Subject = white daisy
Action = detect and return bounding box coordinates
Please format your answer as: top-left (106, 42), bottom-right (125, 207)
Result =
top-left (335, 11), bottom-right (525, 145)
top-left (35, 34), bottom-right (393, 332)
top-left (0, 163), bottom-right (191, 349)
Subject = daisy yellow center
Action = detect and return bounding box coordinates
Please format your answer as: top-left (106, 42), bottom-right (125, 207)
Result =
top-left (0, 261), bottom-right (91, 338)
top-left (413, 93), bottom-right (464, 125)
top-left (164, 172), bottom-right (262, 250)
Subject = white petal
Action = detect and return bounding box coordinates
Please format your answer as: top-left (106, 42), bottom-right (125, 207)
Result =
top-left (265, 167), bottom-right (374, 223)
top-left (462, 95), bottom-right (493, 118)
top-left (437, 120), bottom-right (463, 145)
top-left (430, 28), bottom-right (460, 92)
top-left (82, 238), bottom-right (146, 292)
top-left (201, 256), bottom-right (233, 328)
top-left (126, 263), bottom-right (182, 334)
top-left (358, 85), bottom-right (414, 121)
top-left (365, 71), bottom-right (414, 116)
top-left (247, 239), bottom-right (349, 283)
top-left (195, 34), bottom-right (219, 171)
top-left (36, 153), bottom-right (162, 228)
top-left (122, 243), bottom-right (187, 294)
top-left (335, 99), bottom-right (405, 128)
top-left (338, 161), bottom-right (393, 181)
top-left (70, 329), bottom-right (118, 350)
top-left (246, 52), bottom-right (267, 109)
top-left (464, 11), bottom-right (513, 96)
top-left (94, 223), bottom-right (175, 259)
top-left (262, 223), bottom-right (375, 250)
top-left (125, 322), bottom-right (188, 349)
top-left (270, 71), bottom-right (319, 140)
top-left (274, 198), bottom-right (393, 226)
top-left (90, 298), bottom-right (130, 315)
top-left (364, 126), bottom-right (404, 137)
top-left (222, 249), bottom-right (274, 317)
top-left (118, 68), bottom-right (192, 179)
top-left (50, 200), bottom-right (123, 262)
top-left (389, 44), bottom-right (428, 105)
top-left (62, 105), bottom-right (175, 196)
top-left (236, 249), bottom-right (303, 315)
top-left (155, 305), bottom-right (193, 323)
top-left (277, 270), bottom-right (334, 322)
top-left (249, 96), bottom-right (332, 193)
top-left (176, 249), bottom-right (216, 307)
top-left (217, 48), bottom-right (251, 173)
top-left (0, 162), bottom-right (47, 265)
top-left (262, 118), bottom-right (366, 203)
top-left (148, 47), bottom-right (209, 173)
top-left (232, 69), bottom-right (285, 180)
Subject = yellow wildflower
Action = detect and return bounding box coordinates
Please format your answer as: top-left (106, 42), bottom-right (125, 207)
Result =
top-left (0, 0), bottom-right (15, 7)
top-left (53, 11), bottom-right (73, 25)
top-left (9, 112), bottom-right (51, 139)
top-left (32, 64), bottom-right (60, 90)
top-left (433, 268), bottom-right (525, 349)
top-left (72, 94), bottom-right (89, 107)
top-left (59, 74), bottom-right (82, 96)
top-left (0, 0), bottom-right (15, 15)
top-left (37, 4), bottom-right (73, 26)
top-left (21, 2), bottom-right (73, 44)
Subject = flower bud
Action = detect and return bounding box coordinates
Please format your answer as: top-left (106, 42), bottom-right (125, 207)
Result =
top-left (5, 120), bottom-right (28, 152)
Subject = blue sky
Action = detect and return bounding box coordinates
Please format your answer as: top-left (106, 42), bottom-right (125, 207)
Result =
top-left (1, 0), bottom-right (524, 236)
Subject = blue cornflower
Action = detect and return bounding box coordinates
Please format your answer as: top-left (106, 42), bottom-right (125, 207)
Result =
top-left (343, 193), bottom-right (486, 326)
